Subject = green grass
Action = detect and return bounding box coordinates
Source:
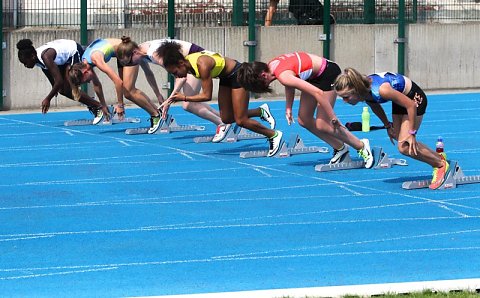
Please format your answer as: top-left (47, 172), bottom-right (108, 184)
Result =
top-left (280, 289), bottom-right (480, 298)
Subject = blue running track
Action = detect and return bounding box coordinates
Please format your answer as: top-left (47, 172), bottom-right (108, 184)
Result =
top-left (1, 93), bottom-right (480, 297)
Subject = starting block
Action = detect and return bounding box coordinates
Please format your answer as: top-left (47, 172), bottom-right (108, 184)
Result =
top-left (193, 124), bottom-right (265, 143)
top-left (315, 146), bottom-right (407, 172)
top-left (125, 114), bottom-right (205, 135)
top-left (240, 133), bottom-right (329, 158)
top-left (402, 160), bottom-right (480, 190)
top-left (64, 106), bottom-right (141, 126)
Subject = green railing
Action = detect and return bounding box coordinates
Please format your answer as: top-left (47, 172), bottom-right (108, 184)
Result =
top-left (2, 1), bottom-right (480, 29)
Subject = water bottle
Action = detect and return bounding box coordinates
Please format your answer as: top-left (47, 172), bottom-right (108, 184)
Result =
top-left (361, 106), bottom-right (370, 132)
top-left (435, 136), bottom-right (444, 153)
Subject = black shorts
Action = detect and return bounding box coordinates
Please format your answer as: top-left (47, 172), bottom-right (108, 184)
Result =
top-left (306, 60), bottom-right (341, 91)
top-left (392, 81), bottom-right (427, 116)
top-left (219, 61), bottom-right (242, 89)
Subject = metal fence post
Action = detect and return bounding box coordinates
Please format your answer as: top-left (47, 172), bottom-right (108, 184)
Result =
top-left (80, 0), bottom-right (88, 94)
top-left (397, 0), bottom-right (406, 74)
top-left (247, 0), bottom-right (256, 62)
top-left (168, 0), bottom-right (175, 95)
top-left (323, 0), bottom-right (331, 59)
top-left (233, 0), bottom-right (244, 26)
top-left (364, 0), bottom-right (375, 24)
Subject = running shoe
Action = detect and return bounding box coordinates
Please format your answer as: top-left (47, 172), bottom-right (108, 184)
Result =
top-left (429, 154), bottom-right (450, 190)
top-left (89, 106), bottom-right (104, 125)
top-left (267, 130), bottom-right (283, 157)
top-left (260, 103), bottom-right (276, 129)
top-left (357, 138), bottom-right (374, 169)
top-left (148, 115), bottom-right (161, 134)
top-left (212, 123), bottom-right (231, 143)
top-left (329, 144), bottom-right (349, 164)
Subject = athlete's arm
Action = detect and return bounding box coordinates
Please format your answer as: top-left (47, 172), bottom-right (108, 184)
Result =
top-left (284, 84), bottom-right (296, 125)
top-left (90, 51), bottom-right (125, 106)
top-left (380, 82), bottom-right (418, 154)
top-left (140, 60), bottom-right (164, 104)
top-left (41, 48), bottom-right (62, 113)
top-left (366, 100), bottom-right (396, 143)
top-left (170, 56), bottom-right (214, 102)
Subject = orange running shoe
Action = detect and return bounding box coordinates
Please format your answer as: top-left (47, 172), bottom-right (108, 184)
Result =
top-left (429, 157), bottom-right (450, 190)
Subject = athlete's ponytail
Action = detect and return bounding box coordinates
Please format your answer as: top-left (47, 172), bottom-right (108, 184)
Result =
top-left (68, 63), bottom-right (88, 101)
top-left (333, 67), bottom-right (371, 97)
top-left (16, 39), bottom-right (36, 61)
top-left (116, 36), bottom-right (139, 66)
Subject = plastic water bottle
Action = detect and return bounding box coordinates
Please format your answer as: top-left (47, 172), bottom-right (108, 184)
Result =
top-left (361, 106), bottom-right (370, 132)
top-left (436, 136), bottom-right (444, 153)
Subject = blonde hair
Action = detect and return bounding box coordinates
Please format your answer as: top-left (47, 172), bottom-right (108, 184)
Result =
top-left (68, 62), bottom-right (88, 101)
top-left (116, 36), bottom-right (139, 66)
top-left (333, 67), bottom-right (371, 97)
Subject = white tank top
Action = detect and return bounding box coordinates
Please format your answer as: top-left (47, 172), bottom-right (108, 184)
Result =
top-left (35, 39), bottom-right (79, 69)
top-left (143, 39), bottom-right (193, 65)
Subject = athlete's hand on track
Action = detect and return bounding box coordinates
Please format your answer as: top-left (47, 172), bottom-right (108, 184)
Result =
top-left (115, 105), bottom-right (125, 121)
top-left (41, 98), bottom-right (51, 114)
top-left (285, 109), bottom-right (294, 125)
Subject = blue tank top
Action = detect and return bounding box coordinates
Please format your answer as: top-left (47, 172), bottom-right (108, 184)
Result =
top-left (368, 72), bottom-right (406, 103)
top-left (82, 39), bottom-right (115, 65)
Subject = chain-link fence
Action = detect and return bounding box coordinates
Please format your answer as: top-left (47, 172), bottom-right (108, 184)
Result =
top-left (2, 0), bottom-right (480, 29)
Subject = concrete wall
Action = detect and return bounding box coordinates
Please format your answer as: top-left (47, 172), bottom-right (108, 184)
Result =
top-left (3, 23), bottom-right (480, 110)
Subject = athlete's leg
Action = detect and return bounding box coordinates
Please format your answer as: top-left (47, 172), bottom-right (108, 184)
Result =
top-left (121, 65), bottom-right (159, 116)
top-left (299, 90), bottom-right (364, 150)
top-left (182, 74), bottom-right (222, 125)
top-left (394, 114), bottom-right (443, 168)
top-left (230, 87), bottom-right (275, 138)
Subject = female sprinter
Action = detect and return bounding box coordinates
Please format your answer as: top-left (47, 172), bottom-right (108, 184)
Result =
top-left (333, 68), bottom-right (448, 189)
top-left (157, 41), bottom-right (283, 156)
top-left (236, 52), bottom-right (374, 168)
top-left (115, 36), bottom-right (231, 142)
top-left (68, 38), bottom-right (162, 134)
top-left (16, 38), bottom-right (107, 123)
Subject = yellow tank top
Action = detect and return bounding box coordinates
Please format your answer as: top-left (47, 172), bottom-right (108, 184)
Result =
top-left (185, 51), bottom-right (225, 79)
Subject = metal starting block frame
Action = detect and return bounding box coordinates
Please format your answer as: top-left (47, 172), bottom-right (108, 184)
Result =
top-left (64, 106), bottom-right (141, 126)
top-left (239, 134), bottom-right (329, 158)
top-left (193, 124), bottom-right (265, 143)
top-left (402, 160), bottom-right (480, 190)
top-left (125, 114), bottom-right (205, 135)
top-left (315, 146), bottom-right (407, 172)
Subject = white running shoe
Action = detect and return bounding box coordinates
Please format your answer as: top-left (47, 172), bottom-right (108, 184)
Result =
top-left (358, 138), bottom-right (374, 169)
top-left (329, 144), bottom-right (349, 164)
top-left (260, 103), bottom-right (276, 129)
top-left (267, 130), bottom-right (283, 157)
top-left (212, 123), bottom-right (231, 143)
top-left (91, 108), bottom-right (104, 125)
top-left (148, 115), bottom-right (162, 134)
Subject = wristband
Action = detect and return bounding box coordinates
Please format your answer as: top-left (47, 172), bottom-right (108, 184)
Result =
top-left (408, 129), bottom-right (417, 135)
top-left (184, 95), bottom-right (187, 102)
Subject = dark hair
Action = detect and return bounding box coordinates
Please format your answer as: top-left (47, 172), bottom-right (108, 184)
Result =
top-left (156, 41), bottom-right (185, 68)
top-left (236, 61), bottom-right (272, 93)
top-left (16, 39), bottom-right (36, 61)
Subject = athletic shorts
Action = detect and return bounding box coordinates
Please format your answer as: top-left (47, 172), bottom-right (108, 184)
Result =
top-left (392, 81), bottom-right (427, 116)
top-left (306, 60), bottom-right (341, 91)
top-left (219, 61), bottom-right (242, 89)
